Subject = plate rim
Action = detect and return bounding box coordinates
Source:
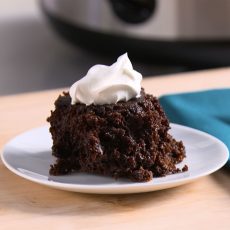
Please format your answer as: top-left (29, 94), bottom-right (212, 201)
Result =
top-left (1, 123), bottom-right (229, 194)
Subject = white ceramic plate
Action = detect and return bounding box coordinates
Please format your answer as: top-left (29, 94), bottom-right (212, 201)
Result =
top-left (1, 124), bottom-right (229, 194)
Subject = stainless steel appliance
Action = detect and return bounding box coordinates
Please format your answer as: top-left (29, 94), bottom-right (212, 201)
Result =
top-left (41, 0), bottom-right (230, 67)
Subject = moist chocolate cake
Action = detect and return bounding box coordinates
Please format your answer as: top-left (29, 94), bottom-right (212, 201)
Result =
top-left (47, 89), bottom-right (187, 182)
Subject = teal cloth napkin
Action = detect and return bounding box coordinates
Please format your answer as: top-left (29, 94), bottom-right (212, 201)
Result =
top-left (159, 89), bottom-right (230, 167)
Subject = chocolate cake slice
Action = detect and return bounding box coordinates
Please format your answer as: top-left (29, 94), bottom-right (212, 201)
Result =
top-left (47, 89), bottom-right (187, 182)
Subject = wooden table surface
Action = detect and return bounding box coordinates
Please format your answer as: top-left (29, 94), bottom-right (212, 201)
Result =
top-left (0, 68), bottom-right (230, 230)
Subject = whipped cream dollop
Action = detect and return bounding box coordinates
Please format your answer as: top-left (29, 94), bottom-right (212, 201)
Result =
top-left (69, 53), bottom-right (142, 105)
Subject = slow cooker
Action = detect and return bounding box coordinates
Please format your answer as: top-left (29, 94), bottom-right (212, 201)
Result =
top-left (40, 0), bottom-right (230, 67)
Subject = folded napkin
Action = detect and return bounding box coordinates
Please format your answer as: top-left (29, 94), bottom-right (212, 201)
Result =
top-left (159, 89), bottom-right (230, 167)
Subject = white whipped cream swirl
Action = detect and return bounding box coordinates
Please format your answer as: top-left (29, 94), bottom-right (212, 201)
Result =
top-left (69, 53), bottom-right (142, 105)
